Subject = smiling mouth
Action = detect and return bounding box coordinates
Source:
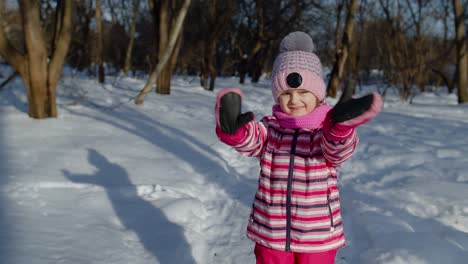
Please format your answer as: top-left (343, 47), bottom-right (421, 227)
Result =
top-left (289, 106), bottom-right (305, 110)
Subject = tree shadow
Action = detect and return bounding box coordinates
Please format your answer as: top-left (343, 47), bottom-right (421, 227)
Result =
top-left (63, 148), bottom-right (196, 264)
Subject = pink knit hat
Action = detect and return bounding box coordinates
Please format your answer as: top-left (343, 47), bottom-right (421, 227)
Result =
top-left (271, 32), bottom-right (326, 103)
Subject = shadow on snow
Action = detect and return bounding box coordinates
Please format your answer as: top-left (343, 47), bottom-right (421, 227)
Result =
top-left (63, 148), bottom-right (197, 264)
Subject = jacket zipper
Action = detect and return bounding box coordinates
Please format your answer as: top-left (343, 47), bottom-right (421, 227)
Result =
top-left (285, 129), bottom-right (299, 252)
top-left (327, 192), bottom-right (335, 231)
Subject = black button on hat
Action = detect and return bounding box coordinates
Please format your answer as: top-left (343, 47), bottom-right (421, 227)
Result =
top-left (286, 72), bottom-right (302, 88)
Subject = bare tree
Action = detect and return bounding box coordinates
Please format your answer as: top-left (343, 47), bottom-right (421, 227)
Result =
top-left (96, 0), bottom-right (105, 83)
top-left (155, 0), bottom-right (176, 95)
top-left (71, 0), bottom-right (94, 72)
top-left (0, 0), bottom-right (74, 118)
top-left (429, 0), bottom-right (456, 94)
top-left (327, 0), bottom-right (359, 98)
top-left (342, 0), bottom-right (366, 96)
top-left (333, 0), bottom-right (345, 55)
top-left (123, 0), bottom-right (140, 76)
top-left (95, 0), bottom-right (105, 83)
top-left (453, 0), bottom-right (467, 103)
top-left (107, 0), bottom-right (119, 23)
top-left (134, 0), bottom-right (191, 105)
top-left (246, 0), bottom-right (267, 83)
top-left (146, 0), bottom-right (186, 95)
top-left (372, 0), bottom-right (434, 101)
top-left (235, 0), bottom-right (256, 84)
top-left (199, 0), bottom-right (234, 91)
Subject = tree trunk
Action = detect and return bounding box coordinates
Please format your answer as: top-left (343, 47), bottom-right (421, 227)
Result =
top-left (208, 54), bottom-right (217, 91)
top-left (156, 34), bottom-right (181, 95)
top-left (157, 66), bottom-right (172, 94)
top-left (79, 0), bottom-right (93, 71)
top-left (238, 55), bottom-right (248, 84)
top-left (453, 0), bottom-right (467, 103)
top-left (155, 0), bottom-right (169, 93)
top-left (202, 0), bottom-right (233, 91)
top-left (334, 0), bottom-right (344, 52)
top-left (247, 0), bottom-right (266, 83)
top-left (124, 0), bottom-right (140, 76)
top-left (250, 53), bottom-right (263, 83)
top-left (431, 67), bottom-right (455, 93)
top-left (327, 0), bottom-right (359, 98)
top-left (135, 0), bottom-right (191, 105)
top-left (0, 0), bottom-right (73, 118)
top-left (22, 1), bottom-right (50, 117)
top-left (155, 0), bottom-right (183, 95)
top-left (206, 24), bottom-right (217, 91)
top-left (205, 36), bottom-right (218, 91)
top-left (95, 0), bottom-right (105, 83)
top-left (199, 61), bottom-right (208, 88)
top-left (344, 42), bottom-right (358, 96)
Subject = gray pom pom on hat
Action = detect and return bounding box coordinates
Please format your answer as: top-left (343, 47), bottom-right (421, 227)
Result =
top-left (279, 31), bottom-right (315, 53)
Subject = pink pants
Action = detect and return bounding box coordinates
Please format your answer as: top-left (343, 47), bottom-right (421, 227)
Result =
top-left (255, 244), bottom-right (337, 264)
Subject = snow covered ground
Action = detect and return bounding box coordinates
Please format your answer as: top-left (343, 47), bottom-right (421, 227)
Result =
top-left (0, 66), bottom-right (467, 264)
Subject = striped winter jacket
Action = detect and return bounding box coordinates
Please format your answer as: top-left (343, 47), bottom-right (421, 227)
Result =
top-left (219, 115), bottom-right (358, 253)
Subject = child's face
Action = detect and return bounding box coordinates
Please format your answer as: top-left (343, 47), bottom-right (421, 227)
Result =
top-left (278, 89), bottom-right (318, 116)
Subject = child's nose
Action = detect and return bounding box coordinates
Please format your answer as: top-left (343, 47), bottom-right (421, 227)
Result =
top-left (290, 91), bottom-right (300, 103)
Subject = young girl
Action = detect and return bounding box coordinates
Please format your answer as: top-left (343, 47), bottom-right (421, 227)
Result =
top-left (215, 32), bottom-right (382, 264)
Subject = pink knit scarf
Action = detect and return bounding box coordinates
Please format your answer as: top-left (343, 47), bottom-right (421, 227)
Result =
top-left (272, 104), bottom-right (332, 130)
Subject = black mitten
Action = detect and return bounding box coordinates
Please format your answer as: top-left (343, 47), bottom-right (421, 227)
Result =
top-left (323, 90), bottom-right (382, 141)
top-left (328, 90), bottom-right (382, 129)
top-left (215, 88), bottom-right (254, 134)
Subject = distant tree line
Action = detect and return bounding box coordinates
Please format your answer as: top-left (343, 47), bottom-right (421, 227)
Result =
top-left (0, 0), bottom-right (467, 118)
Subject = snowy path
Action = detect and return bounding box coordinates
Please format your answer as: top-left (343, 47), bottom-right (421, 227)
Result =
top-left (0, 73), bottom-right (467, 263)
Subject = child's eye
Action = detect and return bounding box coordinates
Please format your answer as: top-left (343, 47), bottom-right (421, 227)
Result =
top-left (299, 90), bottom-right (310, 94)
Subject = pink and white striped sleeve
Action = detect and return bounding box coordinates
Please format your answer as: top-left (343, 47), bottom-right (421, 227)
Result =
top-left (216, 120), bottom-right (268, 158)
top-left (320, 120), bottom-right (359, 167)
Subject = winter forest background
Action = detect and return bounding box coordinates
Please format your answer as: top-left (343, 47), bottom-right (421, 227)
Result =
top-left (0, 0), bottom-right (467, 118)
top-left (0, 0), bottom-right (468, 263)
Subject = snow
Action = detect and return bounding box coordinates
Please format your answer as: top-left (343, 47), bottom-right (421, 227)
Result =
top-left (1, 66), bottom-right (468, 263)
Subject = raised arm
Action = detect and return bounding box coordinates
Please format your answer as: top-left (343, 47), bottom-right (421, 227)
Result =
top-left (321, 92), bottom-right (382, 167)
top-left (215, 88), bottom-right (267, 158)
